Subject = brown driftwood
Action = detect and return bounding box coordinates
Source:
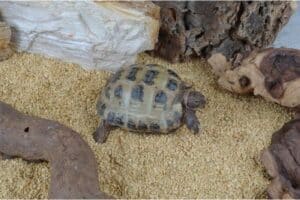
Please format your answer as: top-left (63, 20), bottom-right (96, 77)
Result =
top-left (152, 1), bottom-right (295, 63)
top-left (0, 101), bottom-right (112, 199)
top-left (261, 115), bottom-right (300, 199)
top-left (0, 21), bottom-right (12, 61)
top-left (209, 48), bottom-right (300, 108)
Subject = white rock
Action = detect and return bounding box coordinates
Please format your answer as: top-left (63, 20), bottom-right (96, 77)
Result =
top-left (0, 1), bottom-right (160, 71)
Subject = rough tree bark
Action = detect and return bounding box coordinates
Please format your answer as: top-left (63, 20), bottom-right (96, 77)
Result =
top-left (0, 101), bottom-right (112, 199)
top-left (152, 1), bottom-right (296, 64)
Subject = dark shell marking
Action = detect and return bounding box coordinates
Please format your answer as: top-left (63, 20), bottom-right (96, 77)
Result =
top-left (167, 79), bottom-right (178, 91)
top-left (114, 85), bottom-right (123, 98)
top-left (126, 67), bottom-right (139, 81)
top-left (107, 112), bottom-right (124, 126)
top-left (115, 116), bottom-right (125, 126)
top-left (127, 119), bottom-right (137, 130)
top-left (138, 121), bottom-right (148, 130)
top-left (150, 123), bottom-right (160, 132)
top-left (155, 90), bottom-right (168, 104)
top-left (131, 85), bottom-right (144, 102)
top-left (144, 69), bottom-right (159, 85)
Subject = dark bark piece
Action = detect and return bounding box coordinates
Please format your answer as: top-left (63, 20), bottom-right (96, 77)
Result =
top-left (261, 118), bottom-right (300, 199)
top-left (150, 2), bottom-right (187, 62)
top-left (152, 1), bottom-right (295, 64)
top-left (0, 101), bottom-right (112, 199)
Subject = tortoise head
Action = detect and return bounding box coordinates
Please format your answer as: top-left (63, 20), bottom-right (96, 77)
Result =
top-left (183, 90), bottom-right (206, 110)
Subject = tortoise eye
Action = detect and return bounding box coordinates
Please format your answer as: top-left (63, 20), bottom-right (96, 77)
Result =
top-left (239, 76), bottom-right (251, 88)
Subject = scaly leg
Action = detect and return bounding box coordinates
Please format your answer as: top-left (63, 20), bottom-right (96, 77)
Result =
top-left (184, 109), bottom-right (200, 134)
top-left (93, 120), bottom-right (112, 143)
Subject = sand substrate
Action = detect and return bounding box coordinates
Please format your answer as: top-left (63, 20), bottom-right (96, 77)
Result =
top-left (0, 53), bottom-right (292, 198)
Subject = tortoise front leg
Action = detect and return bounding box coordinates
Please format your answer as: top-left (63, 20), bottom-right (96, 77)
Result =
top-left (184, 109), bottom-right (200, 134)
top-left (93, 120), bottom-right (112, 143)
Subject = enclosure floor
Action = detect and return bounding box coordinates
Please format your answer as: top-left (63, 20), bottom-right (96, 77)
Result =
top-left (0, 53), bottom-right (292, 198)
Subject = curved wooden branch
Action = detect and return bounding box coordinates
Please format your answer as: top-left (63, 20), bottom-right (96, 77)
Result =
top-left (0, 101), bottom-right (112, 199)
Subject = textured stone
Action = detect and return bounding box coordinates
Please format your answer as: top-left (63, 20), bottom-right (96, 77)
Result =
top-left (0, 1), bottom-right (160, 70)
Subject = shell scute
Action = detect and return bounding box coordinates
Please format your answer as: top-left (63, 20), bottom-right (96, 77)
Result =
top-left (131, 85), bottom-right (144, 102)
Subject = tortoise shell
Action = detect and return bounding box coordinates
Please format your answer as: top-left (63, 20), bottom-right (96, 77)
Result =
top-left (97, 64), bottom-right (185, 133)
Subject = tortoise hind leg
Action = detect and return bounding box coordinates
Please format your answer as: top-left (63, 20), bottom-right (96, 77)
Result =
top-left (184, 109), bottom-right (200, 134)
top-left (93, 120), bottom-right (112, 143)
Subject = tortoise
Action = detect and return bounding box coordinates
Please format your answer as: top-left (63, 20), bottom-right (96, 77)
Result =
top-left (93, 63), bottom-right (206, 143)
